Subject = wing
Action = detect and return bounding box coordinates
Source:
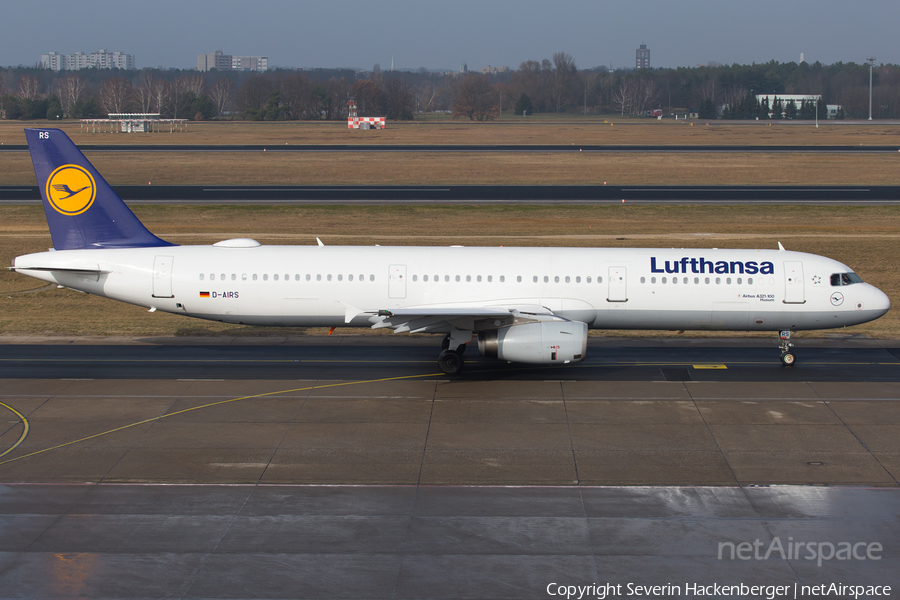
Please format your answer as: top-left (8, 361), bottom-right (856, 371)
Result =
top-left (360, 304), bottom-right (555, 333)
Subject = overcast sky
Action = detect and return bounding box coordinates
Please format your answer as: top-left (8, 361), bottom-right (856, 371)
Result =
top-left (3, 0), bottom-right (896, 71)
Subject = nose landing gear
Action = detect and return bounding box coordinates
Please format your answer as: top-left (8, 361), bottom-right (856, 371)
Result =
top-left (779, 330), bottom-right (796, 366)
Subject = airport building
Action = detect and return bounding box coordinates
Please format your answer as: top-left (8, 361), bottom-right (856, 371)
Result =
top-left (197, 50), bottom-right (268, 72)
top-left (41, 49), bottom-right (135, 71)
top-left (636, 44), bottom-right (650, 69)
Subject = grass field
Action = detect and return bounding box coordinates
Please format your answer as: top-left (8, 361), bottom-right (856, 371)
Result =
top-left (4, 151), bottom-right (900, 186)
top-left (3, 118), bottom-right (900, 146)
top-left (2, 204), bottom-right (897, 339)
top-left (3, 119), bottom-right (899, 186)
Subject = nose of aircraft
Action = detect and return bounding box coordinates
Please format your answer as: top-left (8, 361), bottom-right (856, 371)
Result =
top-left (868, 284), bottom-right (891, 317)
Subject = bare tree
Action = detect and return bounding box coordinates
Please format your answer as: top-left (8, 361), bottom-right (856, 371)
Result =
top-left (98, 78), bottom-right (134, 114)
top-left (55, 74), bottom-right (86, 117)
top-left (634, 78), bottom-right (660, 115)
top-left (612, 79), bottom-right (635, 115)
top-left (133, 72), bottom-right (155, 114)
top-left (16, 74), bottom-right (42, 101)
top-left (183, 73), bottom-right (205, 96)
top-left (208, 78), bottom-right (234, 119)
top-left (700, 77), bottom-right (719, 103)
top-left (452, 74), bottom-right (499, 121)
top-left (150, 78), bottom-right (168, 115)
top-left (551, 51), bottom-right (578, 112)
top-left (349, 79), bottom-right (382, 116)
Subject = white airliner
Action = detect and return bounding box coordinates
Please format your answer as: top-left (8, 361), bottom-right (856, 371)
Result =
top-left (11, 129), bottom-right (891, 373)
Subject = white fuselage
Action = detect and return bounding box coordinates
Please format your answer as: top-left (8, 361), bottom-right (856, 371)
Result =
top-left (13, 244), bottom-right (891, 333)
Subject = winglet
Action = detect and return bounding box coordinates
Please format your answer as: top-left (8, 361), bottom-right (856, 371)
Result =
top-left (25, 128), bottom-right (174, 250)
top-left (316, 237), bottom-right (325, 247)
top-left (777, 242), bottom-right (786, 251)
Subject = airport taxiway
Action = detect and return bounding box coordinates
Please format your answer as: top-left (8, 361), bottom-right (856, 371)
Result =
top-left (1, 337), bottom-right (898, 598)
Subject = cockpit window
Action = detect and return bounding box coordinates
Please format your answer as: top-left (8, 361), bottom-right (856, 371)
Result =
top-left (831, 272), bottom-right (863, 286)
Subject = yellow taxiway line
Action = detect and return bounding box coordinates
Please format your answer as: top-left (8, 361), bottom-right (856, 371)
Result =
top-left (0, 372), bottom-right (441, 467)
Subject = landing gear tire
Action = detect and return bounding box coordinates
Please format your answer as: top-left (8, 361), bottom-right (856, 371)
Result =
top-left (780, 352), bottom-right (796, 366)
top-left (438, 349), bottom-right (464, 375)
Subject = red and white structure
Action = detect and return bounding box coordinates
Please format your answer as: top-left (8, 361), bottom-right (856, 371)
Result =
top-left (347, 98), bottom-right (385, 129)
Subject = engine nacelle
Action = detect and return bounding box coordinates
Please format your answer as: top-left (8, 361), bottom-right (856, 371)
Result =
top-left (478, 320), bottom-right (588, 364)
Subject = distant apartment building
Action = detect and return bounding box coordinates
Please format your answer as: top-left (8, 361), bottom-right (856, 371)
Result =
top-left (197, 50), bottom-right (268, 72)
top-left (636, 44), bottom-right (650, 69)
top-left (481, 65), bottom-right (509, 75)
top-left (41, 49), bottom-right (135, 71)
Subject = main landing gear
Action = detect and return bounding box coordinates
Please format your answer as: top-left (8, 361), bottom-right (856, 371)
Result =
top-left (779, 330), bottom-right (796, 366)
top-left (438, 330), bottom-right (470, 375)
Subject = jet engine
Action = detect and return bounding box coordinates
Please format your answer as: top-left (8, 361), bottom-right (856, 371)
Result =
top-left (477, 319), bottom-right (588, 364)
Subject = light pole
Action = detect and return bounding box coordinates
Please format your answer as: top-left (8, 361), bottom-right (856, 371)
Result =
top-left (867, 57), bottom-right (876, 121)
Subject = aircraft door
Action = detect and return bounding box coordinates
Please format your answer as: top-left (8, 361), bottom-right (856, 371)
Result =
top-left (608, 266), bottom-right (627, 302)
top-left (152, 255), bottom-right (174, 298)
top-left (389, 264), bottom-right (407, 299)
top-left (783, 261), bottom-right (805, 304)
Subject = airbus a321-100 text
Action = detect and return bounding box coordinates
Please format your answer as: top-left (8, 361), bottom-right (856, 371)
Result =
top-left (11, 129), bottom-right (891, 374)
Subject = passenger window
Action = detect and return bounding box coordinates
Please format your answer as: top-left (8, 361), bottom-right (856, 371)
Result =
top-left (210, 273), bottom-right (216, 281)
top-left (726, 277), bottom-right (732, 284)
top-left (705, 277), bottom-right (710, 284)
top-left (533, 276), bottom-right (538, 283)
top-left (544, 276), bottom-right (549, 283)
top-left (487, 275), bottom-right (493, 283)
top-left (651, 277), bottom-right (656, 284)
top-left (640, 276), bottom-right (645, 283)
top-left (242, 274), bottom-right (248, 281)
top-left (423, 275), bottom-right (428, 282)
top-left (274, 274), bottom-right (279, 281)
top-left (683, 277), bottom-right (688, 284)
top-left (456, 275), bottom-right (461, 282)
top-left (306, 274), bottom-right (311, 281)
top-left (295, 274), bottom-right (300, 281)
top-left (252, 274), bottom-right (258, 281)
top-left (737, 277), bottom-right (742, 285)
top-left (500, 276), bottom-right (505, 283)
top-left (284, 274), bottom-right (289, 281)
top-left (231, 274), bottom-right (236, 281)
top-left (413, 275), bottom-right (418, 282)
top-left (369, 275), bottom-right (375, 281)
top-left (517, 276), bottom-right (522, 283)
top-left (715, 277), bottom-right (721, 284)
top-left (477, 275), bottom-right (482, 282)
top-left (263, 274), bottom-right (268, 281)
top-left (467, 275), bottom-right (471, 282)
top-left (220, 274), bottom-right (225, 281)
top-left (587, 276), bottom-right (592, 283)
top-left (576, 276), bottom-right (581, 283)
top-left (199, 273), bottom-right (204, 281)
top-left (445, 275), bottom-right (450, 282)
top-left (662, 277), bottom-right (667, 283)
top-left (747, 277), bottom-right (753, 285)
top-left (564, 276), bottom-right (570, 283)
top-left (598, 277), bottom-right (603, 283)
top-left (316, 274), bottom-right (321, 281)
top-left (337, 274), bottom-right (343, 281)
top-left (693, 277), bottom-right (699, 284)
top-left (359, 274), bottom-right (364, 282)
top-left (673, 277), bottom-right (678, 284)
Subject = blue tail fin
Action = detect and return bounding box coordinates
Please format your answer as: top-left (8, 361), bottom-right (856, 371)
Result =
top-left (25, 128), bottom-right (174, 250)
